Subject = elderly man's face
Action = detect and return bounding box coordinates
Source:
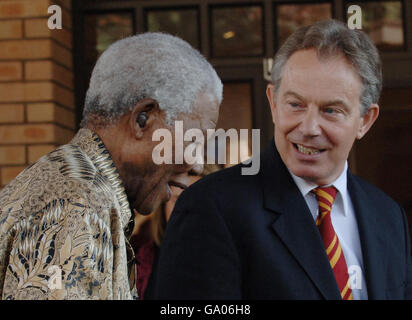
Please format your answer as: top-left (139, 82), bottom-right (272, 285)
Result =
top-left (266, 49), bottom-right (378, 185)
top-left (126, 91), bottom-right (220, 215)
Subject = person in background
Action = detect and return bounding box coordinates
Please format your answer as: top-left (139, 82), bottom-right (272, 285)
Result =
top-left (0, 33), bottom-right (222, 300)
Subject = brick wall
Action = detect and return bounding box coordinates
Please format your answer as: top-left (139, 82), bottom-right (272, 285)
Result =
top-left (0, 0), bottom-right (74, 189)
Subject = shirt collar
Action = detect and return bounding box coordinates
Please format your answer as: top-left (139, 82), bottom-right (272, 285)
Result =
top-left (70, 128), bottom-right (132, 229)
top-left (288, 162), bottom-right (349, 216)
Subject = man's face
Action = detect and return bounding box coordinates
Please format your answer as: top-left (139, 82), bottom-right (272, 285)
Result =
top-left (126, 91), bottom-right (220, 215)
top-left (266, 49), bottom-right (378, 185)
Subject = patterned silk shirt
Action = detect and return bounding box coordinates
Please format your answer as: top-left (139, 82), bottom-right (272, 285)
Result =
top-left (0, 129), bottom-right (138, 300)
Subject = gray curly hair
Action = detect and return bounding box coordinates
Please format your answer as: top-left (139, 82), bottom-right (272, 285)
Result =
top-left (81, 32), bottom-right (223, 127)
top-left (271, 19), bottom-right (382, 116)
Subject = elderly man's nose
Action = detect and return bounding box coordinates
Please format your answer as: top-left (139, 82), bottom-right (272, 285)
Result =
top-left (191, 162), bottom-right (204, 175)
top-left (185, 143), bottom-right (205, 175)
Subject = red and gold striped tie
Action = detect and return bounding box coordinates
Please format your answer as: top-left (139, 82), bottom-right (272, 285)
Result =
top-left (313, 186), bottom-right (353, 300)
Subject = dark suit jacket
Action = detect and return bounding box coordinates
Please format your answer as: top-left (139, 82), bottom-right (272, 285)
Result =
top-left (152, 141), bottom-right (412, 299)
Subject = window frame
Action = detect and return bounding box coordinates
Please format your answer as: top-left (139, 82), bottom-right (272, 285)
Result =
top-left (273, 0), bottom-right (334, 51)
top-left (73, 0), bottom-right (412, 128)
top-left (143, 6), bottom-right (201, 50)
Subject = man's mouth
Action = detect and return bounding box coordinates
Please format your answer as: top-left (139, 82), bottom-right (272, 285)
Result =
top-left (293, 143), bottom-right (325, 155)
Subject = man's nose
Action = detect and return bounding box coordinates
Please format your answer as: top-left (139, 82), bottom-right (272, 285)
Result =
top-left (299, 106), bottom-right (322, 137)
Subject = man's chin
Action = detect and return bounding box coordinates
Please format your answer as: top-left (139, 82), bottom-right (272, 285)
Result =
top-left (290, 166), bottom-right (322, 184)
top-left (292, 169), bottom-right (336, 186)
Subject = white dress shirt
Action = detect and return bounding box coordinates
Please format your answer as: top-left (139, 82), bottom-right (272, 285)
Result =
top-left (288, 162), bottom-right (368, 300)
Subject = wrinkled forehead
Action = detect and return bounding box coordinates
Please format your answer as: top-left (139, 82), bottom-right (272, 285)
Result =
top-left (176, 91), bottom-right (220, 129)
top-left (284, 48), bottom-right (356, 75)
top-left (280, 49), bottom-right (362, 101)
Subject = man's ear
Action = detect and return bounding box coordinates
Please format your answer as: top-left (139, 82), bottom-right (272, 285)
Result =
top-left (356, 104), bottom-right (379, 140)
top-left (129, 98), bottom-right (161, 140)
top-left (266, 83), bottom-right (277, 124)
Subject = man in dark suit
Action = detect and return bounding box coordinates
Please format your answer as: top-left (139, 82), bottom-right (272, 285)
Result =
top-left (152, 20), bottom-right (412, 300)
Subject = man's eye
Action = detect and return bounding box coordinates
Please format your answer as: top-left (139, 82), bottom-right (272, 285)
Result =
top-left (324, 107), bottom-right (342, 114)
top-left (289, 102), bottom-right (301, 108)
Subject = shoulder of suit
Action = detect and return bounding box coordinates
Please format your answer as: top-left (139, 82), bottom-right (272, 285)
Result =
top-left (350, 173), bottom-right (402, 210)
top-left (178, 163), bottom-right (260, 207)
top-left (193, 162), bottom-right (260, 190)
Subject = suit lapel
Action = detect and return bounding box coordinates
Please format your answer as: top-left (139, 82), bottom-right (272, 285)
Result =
top-left (348, 173), bottom-right (386, 299)
top-left (260, 142), bottom-right (342, 299)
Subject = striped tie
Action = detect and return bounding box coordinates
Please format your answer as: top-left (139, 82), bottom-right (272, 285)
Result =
top-left (313, 186), bottom-right (353, 300)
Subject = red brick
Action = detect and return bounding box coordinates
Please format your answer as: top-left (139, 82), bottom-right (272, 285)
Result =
top-left (26, 103), bottom-right (75, 129)
top-left (0, 124), bottom-right (55, 143)
top-left (0, 82), bottom-right (74, 109)
top-left (0, 104), bottom-right (24, 123)
top-left (1, 166), bottom-right (26, 185)
top-left (25, 82), bottom-right (55, 101)
top-left (26, 102), bottom-right (54, 122)
top-left (0, 0), bottom-right (50, 19)
top-left (0, 39), bottom-right (51, 60)
top-left (25, 61), bottom-right (73, 89)
top-left (0, 2), bottom-right (25, 18)
top-left (54, 124), bottom-right (73, 145)
top-left (51, 41), bottom-right (72, 69)
top-left (0, 82), bottom-right (53, 103)
top-left (0, 20), bottom-right (23, 39)
top-left (52, 0), bottom-right (71, 11)
top-left (60, 6), bottom-right (72, 29)
top-left (24, 18), bottom-right (73, 49)
top-left (25, 61), bottom-right (53, 80)
top-left (24, 18), bottom-right (50, 38)
top-left (0, 83), bottom-right (23, 102)
top-left (0, 62), bottom-right (22, 81)
top-left (28, 144), bottom-right (55, 163)
top-left (0, 146), bottom-right (25, 165)
top-left (53, 84), bottom-right (74, 109)
top-left (52, 62), bottom-right (73, 89)
top-left (0, 41), bottom-right (72, 68)
top-left (51, 27), bottom-right (72, 49)
top-left (0, 123), bottom-right (73, 144)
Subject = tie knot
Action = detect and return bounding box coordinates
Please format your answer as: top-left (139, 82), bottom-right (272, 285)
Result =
top-left (313, 186), bottom-right (338, 208)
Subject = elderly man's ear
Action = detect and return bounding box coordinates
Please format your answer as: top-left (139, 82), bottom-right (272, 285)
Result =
top-left (129, 98), bottom-right (161, 139)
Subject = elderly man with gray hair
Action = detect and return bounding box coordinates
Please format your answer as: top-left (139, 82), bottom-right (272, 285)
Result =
top-left (154, 19), bottom-right (412, 300)
top-left (0, 33), bottom-right (222, 300)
